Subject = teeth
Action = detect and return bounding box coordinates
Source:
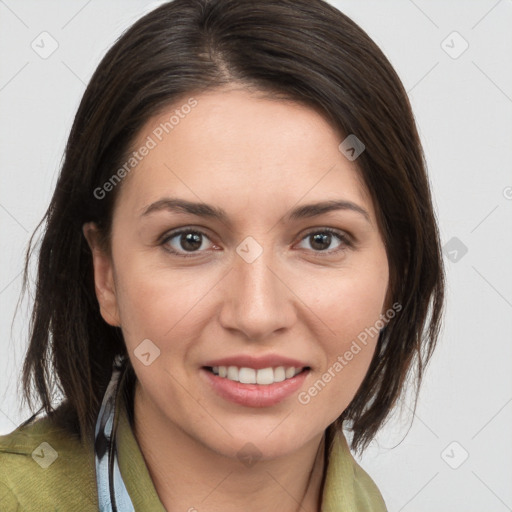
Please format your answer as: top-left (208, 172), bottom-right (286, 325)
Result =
top-left (210, 365), bottom-right (304, 385)
top-left (256, 367), bottom-right (274, 385)
top-left (273, 366), bottom-right (286, 383)
top-left (285, 367), bottom-right (296, 379)
top-left (227, 366), bottom-right (239, 381)
top-left (239, 367), bottom-right (256, 384)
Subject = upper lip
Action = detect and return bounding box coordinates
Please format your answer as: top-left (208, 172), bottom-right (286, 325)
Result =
top-left (202, 355), bottom-right (310, 370)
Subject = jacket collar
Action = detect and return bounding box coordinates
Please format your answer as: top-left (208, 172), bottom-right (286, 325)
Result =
top-left (115, 380), bottom-right (386, 511)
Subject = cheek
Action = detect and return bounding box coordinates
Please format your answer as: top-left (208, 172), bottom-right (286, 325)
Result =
top-left (298, 262), bottom-right (388, 413)
top-left (111, 251), bottom-right (219, 349)
top-left (303, 257), bottom-right (388, 341)
top-left (299, 305), bottom-right (381, 425)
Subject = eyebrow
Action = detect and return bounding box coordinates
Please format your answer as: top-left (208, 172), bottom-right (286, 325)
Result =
top-left (140, 198), bottom-right (371, 224)
top-left (287, 200), bottom-right (371, 224)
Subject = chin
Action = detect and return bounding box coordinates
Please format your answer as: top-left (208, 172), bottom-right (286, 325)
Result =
top-left (203, 419), bottom-right (322, 463)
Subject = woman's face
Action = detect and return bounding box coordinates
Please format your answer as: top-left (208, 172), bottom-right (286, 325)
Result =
top-left (86, 87), bottom-right (390, 460)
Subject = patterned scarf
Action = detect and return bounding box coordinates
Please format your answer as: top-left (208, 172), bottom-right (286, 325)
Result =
top-left (94, 355), bottom-right (135, 512)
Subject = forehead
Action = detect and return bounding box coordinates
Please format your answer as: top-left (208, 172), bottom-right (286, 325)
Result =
top-left (114, 87), bottom-right (374, 222)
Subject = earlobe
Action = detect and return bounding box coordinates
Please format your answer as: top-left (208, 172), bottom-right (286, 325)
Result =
top-left (82, 222), bottom-right (121, 327)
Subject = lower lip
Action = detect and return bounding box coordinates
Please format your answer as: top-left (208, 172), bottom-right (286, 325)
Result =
top-left (201, 368), bottom-right (309, 408)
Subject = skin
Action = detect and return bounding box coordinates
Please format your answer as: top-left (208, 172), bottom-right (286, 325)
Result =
top-left (83, 86), bottom-right (390, 512)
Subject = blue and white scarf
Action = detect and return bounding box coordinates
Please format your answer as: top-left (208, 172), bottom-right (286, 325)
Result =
top-left (94, 355), bottom-right (135, 512)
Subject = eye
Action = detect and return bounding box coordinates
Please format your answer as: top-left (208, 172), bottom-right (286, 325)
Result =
top-left (161, 228), bottom-right (215, 257)
top-left (296, 228), bottom-right (351, 255)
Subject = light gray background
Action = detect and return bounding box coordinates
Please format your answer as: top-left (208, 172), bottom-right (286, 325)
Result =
top-left (1, 1), bottom-right (511, 510)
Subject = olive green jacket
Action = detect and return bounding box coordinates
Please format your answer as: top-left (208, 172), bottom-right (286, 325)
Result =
top-left (0, 395), bottom-right (387, 511)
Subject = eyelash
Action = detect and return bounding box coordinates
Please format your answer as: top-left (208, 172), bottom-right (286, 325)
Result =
top-left (160, 227), bottom-right (353, 259)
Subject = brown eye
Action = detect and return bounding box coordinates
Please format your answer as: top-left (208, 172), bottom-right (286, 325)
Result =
top-left (309, 232), bottom-right (333, 251)
top-left (162, 229), bottom-right (214, 256)
top-left (297, 228), bottom-right (351, 255)
top-left (178, 232), bottom-right (203, 251)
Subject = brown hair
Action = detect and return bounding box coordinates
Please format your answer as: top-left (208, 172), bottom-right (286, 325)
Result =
top-left (19, 0), bottom-right (444, 453)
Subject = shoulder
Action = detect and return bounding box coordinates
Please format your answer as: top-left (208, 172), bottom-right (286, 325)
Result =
top-left (0, 405), bottom-right (98, 511)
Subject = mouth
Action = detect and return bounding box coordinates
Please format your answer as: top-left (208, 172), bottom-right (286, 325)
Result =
top-left (200, 364), bottom-right (311, 408)
top-left (203, 365), bottom-right (310, 385)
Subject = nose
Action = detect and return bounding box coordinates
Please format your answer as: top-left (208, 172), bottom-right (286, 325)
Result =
top-left (218, 245), bottom-right (297, 341)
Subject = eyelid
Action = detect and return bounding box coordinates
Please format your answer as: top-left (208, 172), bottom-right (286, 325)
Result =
top-left (300, 226), bottom-right (353, 243)
top-left (159, 226), bottom-right (213, 244)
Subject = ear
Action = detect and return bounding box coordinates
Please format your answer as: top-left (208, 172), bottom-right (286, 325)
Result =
top-left (82, 222), bottom-right (121, 327)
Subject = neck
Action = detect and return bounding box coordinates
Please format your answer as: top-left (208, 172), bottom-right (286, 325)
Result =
top-left (133, 383), bottom-right (326, 512)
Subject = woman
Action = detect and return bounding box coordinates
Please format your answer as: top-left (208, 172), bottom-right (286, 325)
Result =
top-left (0, 0), bottom-right (444, 510)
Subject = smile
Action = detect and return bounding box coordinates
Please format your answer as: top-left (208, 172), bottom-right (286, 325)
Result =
top-left (201, 366), bottom-right (310, 408)
top-left (207, 365), bottom-right (305, 385)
